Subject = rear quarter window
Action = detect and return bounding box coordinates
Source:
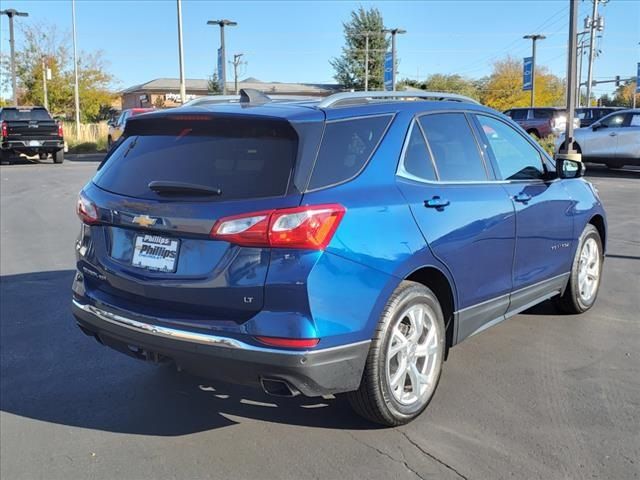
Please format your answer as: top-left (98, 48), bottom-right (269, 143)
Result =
top-left (307, 114), bottom-right (392, 190)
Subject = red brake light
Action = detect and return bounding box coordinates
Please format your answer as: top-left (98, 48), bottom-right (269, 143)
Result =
top-left (57, 122), bottom-right (63, 137)
top-left (210, 204), bottom-right (345, 250)
top-left (76, 192), bottom-right (99, 224)
top-left (1, 121), bottom-right (7, 139)
top-left (254, 336), bottom-right (320, 349)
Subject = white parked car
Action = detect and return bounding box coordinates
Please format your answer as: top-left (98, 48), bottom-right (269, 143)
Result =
top-left (556, 109), bottom-right (640, 169)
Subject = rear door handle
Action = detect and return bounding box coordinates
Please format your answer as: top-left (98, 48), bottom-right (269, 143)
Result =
top-left (609, 132), bottom-right (617, 136)
top-left (424, 196), bottom-right (450, 209)
top-left (513, 192), bottom-right (532, 204)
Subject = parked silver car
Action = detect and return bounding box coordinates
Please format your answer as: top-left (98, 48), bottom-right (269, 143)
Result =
top-left (556, 109), bottom-right (640, 169)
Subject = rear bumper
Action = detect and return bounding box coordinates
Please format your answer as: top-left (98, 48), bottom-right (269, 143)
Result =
top-left (71, 298), bottom-right (369, 397)
top-left (2, 139), bottom-right (64, 151)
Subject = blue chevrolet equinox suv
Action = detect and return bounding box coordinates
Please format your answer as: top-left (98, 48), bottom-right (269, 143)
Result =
top-left (72, 90), bottom-right (607, 426)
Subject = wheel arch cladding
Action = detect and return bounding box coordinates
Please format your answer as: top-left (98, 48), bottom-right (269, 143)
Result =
top-left (589, 214), bottom-right (606, 251)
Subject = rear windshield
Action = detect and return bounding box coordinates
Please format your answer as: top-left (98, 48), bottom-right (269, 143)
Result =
top-left (93, 116), bottom-right (298, 201)
top-left (0, 108), bottom-right (52, 121)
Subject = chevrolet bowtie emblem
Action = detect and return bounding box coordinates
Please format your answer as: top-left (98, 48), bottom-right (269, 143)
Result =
top-left (132, 215), bottom-right (157, 228)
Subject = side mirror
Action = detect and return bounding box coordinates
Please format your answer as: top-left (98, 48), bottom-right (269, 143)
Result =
top-left (592, 122), bottom-right (603, 131)
top-left (555, 154), bottom-right (585, 179)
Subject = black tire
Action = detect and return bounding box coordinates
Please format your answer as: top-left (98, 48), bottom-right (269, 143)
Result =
top-left (347, 281), bottom-right (446, 426)
top-left (555, 224), bottom-right (603, 314)
top-left (606, 161), bottom-right (625, 170)
top-left (0, 150), bottom-right (11, 165)
top-left (53, 149), bottom-right (64, 164)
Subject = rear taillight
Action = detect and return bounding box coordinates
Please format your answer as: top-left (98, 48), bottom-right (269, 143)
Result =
top-left (254, 336), bottom-right (320, 349)
top-left (76, 192), bottom-right (99, 224)
top-left (211, 204), bottom-right (346, 250)
top-left (1, 121), bottom-right (7, 139)
top-left (57, 122), bottom-right (63, 137)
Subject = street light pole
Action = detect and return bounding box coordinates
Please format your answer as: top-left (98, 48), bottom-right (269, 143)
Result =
top-left (176, 0), bottom-right (186, 103)
top-left (1, 8), bottom-right (29, 106)
top-left (383, 27), bottom-right (406, 91)
top-left (207, 19), bottom-right (237, 95)
top-left (71, 0), bottom-right (81, 131)
top-left (559, 0), bottom-right (580, 158)
top-left (523, 34), bottom-right (546, 107)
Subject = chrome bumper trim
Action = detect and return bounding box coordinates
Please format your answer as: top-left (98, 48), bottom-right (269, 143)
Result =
top-left (72, 299), bottom-right (369, 356)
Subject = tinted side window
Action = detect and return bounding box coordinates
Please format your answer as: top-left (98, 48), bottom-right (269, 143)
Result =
top-left (600, 113), bottom-right (625, 128)
top-left (419, 113), bottom-right (487, 182)
top-left (477, 115), bottom-right (544, 180)
top-left (511, 110), bottom-right (528, 121)
top-left (533, 109), bottom-right (553, 119)
top-left (308, 115), bottom-right (392, 190)
top-left (400, 122), bottom-right (437, 181)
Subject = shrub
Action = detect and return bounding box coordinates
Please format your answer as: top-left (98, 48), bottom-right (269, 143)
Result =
top-left (536, 135), bottom-right (556, 157)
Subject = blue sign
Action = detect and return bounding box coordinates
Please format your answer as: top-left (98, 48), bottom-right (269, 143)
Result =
top-left (636, 62), bottom-right (640, 94)
top-left (523, 57), bottom-right (533, 91)
top-left (217, 48), bottom-right (224, 89)
top-left (384, 52), bottom-right (393, 91)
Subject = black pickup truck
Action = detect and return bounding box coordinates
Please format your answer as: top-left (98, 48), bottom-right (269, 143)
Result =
top-left (0, 106), bottom-right (65, 164)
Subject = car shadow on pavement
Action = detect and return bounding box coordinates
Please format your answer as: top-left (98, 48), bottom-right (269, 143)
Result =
top-left (0, 270), bottom-right (379, 436)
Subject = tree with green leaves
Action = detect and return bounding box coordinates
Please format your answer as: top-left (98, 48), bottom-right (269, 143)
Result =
top-left (0, 21), bottom-right (115, 122)
top-left (208, 72), bottom-right (222, 94)
top-left (399, 74), bottom-right (481, 100)
top-left (330, 7), bottom-right (389, 90)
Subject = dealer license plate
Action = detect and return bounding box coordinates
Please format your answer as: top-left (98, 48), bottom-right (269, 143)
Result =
top-left (131, 234), bottom-right (179, 272)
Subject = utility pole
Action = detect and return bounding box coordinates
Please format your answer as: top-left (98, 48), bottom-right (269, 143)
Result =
top-left (576, 31), bottom-right (588, 108)
top-left (230, 53), bottom-right (244, 94)
top-left (1, 8), bottom-right (29, 106)
top-left (71, 0), bottom-right (81, 132)
top-left (559, 0), bottom-right (580, 158)
top-left (585, 0), bottom-right (606, 106)
top-left (383, 27), bottom-right (406, 91)
top-left (364, 34), bottom-right (370, 91)
top-left (523, 34), bottom-right (546, 107)
top-left (41, 57), bottom-right (49, 110)
top-left (207, 19), bottom-right (237, 95)
top-left (176, 0), bottom-right (186, 103)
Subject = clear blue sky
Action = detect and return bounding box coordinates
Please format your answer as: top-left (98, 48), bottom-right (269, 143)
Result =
top-left (1, 0), bottom-right (638, 97)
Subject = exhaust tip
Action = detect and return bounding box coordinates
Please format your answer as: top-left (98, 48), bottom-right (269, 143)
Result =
top-left (260, 378), bottom-right (299, 397)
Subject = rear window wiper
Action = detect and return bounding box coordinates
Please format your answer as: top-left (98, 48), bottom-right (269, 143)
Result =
top-left (148, 181), bottom-right (222, 196)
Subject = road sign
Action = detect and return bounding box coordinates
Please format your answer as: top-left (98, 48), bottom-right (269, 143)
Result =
top-left (523, 57), bottom-right (533, 91)
top-left (217, 48), bottom-right (224, 88)
top-left (384, 52), bottom-right (393, 91)
top-left (636, 62), bottom-right (640, 94)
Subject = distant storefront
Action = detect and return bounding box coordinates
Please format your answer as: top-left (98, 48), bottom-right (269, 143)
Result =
top-left (120, 78), bottom-right (342, 109)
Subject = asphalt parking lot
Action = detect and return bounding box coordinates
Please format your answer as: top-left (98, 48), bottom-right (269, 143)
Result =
top-left (1, 156), bottom-right (638, 480)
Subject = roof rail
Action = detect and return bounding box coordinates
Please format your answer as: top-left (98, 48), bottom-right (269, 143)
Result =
top-left (316, 91), bottom-right (480, 108)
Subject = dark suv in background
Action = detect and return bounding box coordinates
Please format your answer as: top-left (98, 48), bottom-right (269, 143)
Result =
top-left (575, 107), bottom-right (624, 127)
top-left (503, 107), bottom-right (578, 138)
